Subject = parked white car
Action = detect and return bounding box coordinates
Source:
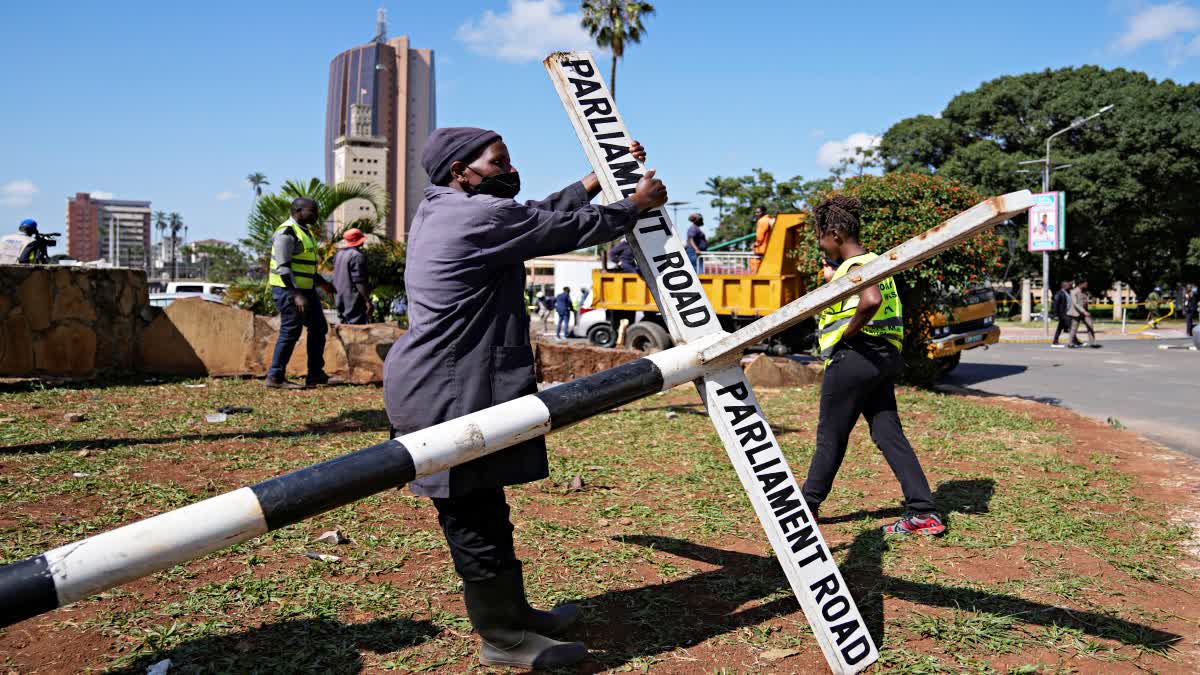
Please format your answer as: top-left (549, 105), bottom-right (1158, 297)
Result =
top-left (165, 282), bottom-right (227, 296)
top-left (148, 292), bottom-right (225, 308)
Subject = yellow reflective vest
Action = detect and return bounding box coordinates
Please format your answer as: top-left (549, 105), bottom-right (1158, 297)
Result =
top-left (817, 252), bottom-right (904, 364)
top-left (268, 219), bottom-right (319, 290)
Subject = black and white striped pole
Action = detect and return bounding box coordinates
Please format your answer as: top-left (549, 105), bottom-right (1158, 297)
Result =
top-left (0, 341), bottom-right (717, 629)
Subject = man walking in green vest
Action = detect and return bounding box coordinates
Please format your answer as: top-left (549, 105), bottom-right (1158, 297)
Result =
top-left (803, 195), bottom-right (943, 536)
top-left (265, 197), bottom-right (336, 389)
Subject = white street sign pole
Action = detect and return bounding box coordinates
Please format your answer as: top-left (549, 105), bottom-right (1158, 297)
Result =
top-left (546, 51), bottom-right (878, 673)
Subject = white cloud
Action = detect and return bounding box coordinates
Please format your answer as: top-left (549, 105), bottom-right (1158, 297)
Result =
top-left (1114, 2), bottom-right (1200, 51)
top-left (816, 132), bottom-right (881, 169)
top-left (0, 180), bottom-right (38, 208)
top-left (216, 191), bottom-right (236, 201)
top-left (1167, 32), bottom-right (1200, 64)
top-left (90, 191), bottom-right (113, 200)
top-left (457, 0), bottom-right (593, 63)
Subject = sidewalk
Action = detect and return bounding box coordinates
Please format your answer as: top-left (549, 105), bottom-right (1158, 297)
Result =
top-left (998, 325), bottom-right (1188, 343)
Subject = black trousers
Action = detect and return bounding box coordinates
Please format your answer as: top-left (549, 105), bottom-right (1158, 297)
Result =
top-left (802, 340), bottom-right (937, 515)
top-left (431, 487), bottom-right (517, 582)
top-left (1053, 317), bottom-right (1072, 343)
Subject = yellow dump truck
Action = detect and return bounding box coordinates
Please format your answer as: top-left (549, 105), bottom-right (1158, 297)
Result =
top-left (586, 213), bottom-right (999, 372)
top-left (589, 213), bottom-right (815, 355)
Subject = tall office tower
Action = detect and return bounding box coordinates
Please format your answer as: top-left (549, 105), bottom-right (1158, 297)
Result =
top-left (64, 192), bottom-right (151, 267)
top-left (325, 13), bottom-right (435, 241)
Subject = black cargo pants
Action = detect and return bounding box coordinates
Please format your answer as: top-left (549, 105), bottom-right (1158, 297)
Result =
top-left (802, 337), bottom-right (937, 515)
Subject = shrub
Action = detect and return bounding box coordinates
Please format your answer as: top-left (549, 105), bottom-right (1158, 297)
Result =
top-left (800, 173), bottom-right (1004, 385)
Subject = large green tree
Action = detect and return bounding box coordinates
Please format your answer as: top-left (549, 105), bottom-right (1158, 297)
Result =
top-left (878, 66), bottom-right (1200, 298)
top-left (700, 170), bottom-right (832, 245)
top-left (183, 242), bottom-right (251, 284)
top-left (580, 0), bottom-right (655, 100)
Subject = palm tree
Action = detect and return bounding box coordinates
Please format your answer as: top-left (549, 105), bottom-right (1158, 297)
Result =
top-left (246, 172), bottom-right (270, 200)
top-left (168, 212), bottom-right (183, 279)
top-left (153, 210), bottom-right (168, 273)
top-left (241, 178), bottom-right (389, 268)
top-left (580, 0), bottom-right (656, 100)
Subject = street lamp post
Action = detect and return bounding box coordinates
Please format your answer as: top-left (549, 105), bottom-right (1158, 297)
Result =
top-left (1022, 104), bottom-right (1114, 336)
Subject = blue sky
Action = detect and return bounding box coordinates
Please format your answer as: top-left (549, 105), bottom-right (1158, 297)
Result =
top-left (4, 1), bottom-right (1200, 246)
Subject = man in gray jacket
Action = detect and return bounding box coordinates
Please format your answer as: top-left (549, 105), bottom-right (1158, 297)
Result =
top-left (383, 127), bottom-right (665, 668)
top-left (1068, 278), bottom-right (1100, 348)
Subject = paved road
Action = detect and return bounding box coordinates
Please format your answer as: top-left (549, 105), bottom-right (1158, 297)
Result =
top-left (945, 339), bottom-right (1200, 458)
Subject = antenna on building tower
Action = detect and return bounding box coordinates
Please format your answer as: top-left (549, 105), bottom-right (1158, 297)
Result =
top-left (373, 7), bottom-right (387, 44)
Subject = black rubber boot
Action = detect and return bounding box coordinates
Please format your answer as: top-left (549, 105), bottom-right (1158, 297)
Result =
top-left (463, 568), bottom-right (586, 669)
top-left (507, 561), bottom-right (581, 636)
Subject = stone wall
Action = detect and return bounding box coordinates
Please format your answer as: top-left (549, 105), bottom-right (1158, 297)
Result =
top-left (139, 298), bottom-right (404, 384)
top-left (0, 265), bottom-right (148, 377)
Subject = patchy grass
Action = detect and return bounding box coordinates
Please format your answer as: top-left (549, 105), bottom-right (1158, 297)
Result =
top-left (0, 376), bottom-right (1196, 673)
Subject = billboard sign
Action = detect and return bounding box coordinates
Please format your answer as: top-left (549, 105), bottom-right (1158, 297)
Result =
top-left (1028, 191), bottom-right (1065, 252)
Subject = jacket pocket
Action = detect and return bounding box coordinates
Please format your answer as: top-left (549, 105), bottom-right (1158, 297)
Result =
top-left (491, 345), bottom-right (536, 405)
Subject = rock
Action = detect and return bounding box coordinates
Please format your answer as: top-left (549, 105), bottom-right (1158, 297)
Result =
top-left (665, 411), bottom-right (679, 419)
top-left (314, 530), bottom-right (349, 545)
top-left (618, 517), bottom-right (634, 526)
top-left (585, 465), bottom-right (603, 471)
top-left (35, 323), bottom-right (97, 376)
top-left (304, 551), bottom-right (340, 563)
top-left (63, 412), bottom-right (86, 423)
top-left (138, 298), bottom-right (403, 383)
top-left (0, 417), bottom-right (15, 424)
top-left (51, 281), bottom-right (97, 322)
top-left (568, 475), bottom-right (584, 491)
top-left (146, 658), bottom-right (172, 675)
top-left (742, 354), bottom-right (823, 389)
top-left (533, 339), bottom-right (642, 383)
top-left (72, 472), bottom-right (90, 478)
top-left (597, 518), bottom-right (610, 527)
top-left (76, 450), bottom-right (91, 458)
top-left (16, 273), bottom-right (51, 331)
top-left (0, 311), bottom-right (34, 375)
top-left (761, 648), bottom-right (800, 661)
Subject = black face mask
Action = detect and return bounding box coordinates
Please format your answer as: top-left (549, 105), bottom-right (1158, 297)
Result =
top-left (469, 168), bottom-right (521, 199)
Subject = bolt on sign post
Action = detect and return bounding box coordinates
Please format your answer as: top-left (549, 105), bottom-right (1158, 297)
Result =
top-left (546, 50), bottom-right (877, 673)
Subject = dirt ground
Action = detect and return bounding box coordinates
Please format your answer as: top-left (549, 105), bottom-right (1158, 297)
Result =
top-left (0, 376), bottom-right (1197, 673)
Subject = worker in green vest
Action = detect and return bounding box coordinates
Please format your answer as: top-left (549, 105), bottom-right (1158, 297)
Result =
top-left (265, 197), bottom-right (337, 389)
top-left (802, 195), bottom-right (943, 536)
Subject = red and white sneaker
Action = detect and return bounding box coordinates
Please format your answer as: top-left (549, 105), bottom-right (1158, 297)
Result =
top-left (882, 513), bottom-right (945, 536)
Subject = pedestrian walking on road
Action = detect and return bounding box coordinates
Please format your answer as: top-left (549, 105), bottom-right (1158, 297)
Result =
top-left (1051, 280), bottom-right (1074, 348)
top-left (382, 127), bottom-right (666, 669)
top-left (803, 194), bottom-right (943, 537)
top-left (332, 228), bottom-right (373, 325)
top-left (554, 286), bottom-right (574, 338)
top-left (1184, 285), bottom-right (1198, 338)
top-left (1067, 278), bottom-right (1099, 348)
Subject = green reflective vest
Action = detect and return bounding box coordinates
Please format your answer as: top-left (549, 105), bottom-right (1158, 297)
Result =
top-left (268, 219), bottom-right (319, 290)
top-left (817, 252), bottom-right (904, 364)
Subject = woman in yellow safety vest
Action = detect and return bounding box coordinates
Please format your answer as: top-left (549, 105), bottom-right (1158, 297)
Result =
top-left (802, 195), bottom-right (944, 536)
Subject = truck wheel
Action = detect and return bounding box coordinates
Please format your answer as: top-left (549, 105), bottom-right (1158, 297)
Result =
top-left (934, 352), bottom-right (961, 376)
top-left (587, 323), bottom-right (617, 348)
top-left (625, 321), bottom-right (673, 352)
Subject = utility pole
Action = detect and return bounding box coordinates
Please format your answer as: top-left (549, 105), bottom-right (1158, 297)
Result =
top-left (1019, 104), bottom-right (1114, 336)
